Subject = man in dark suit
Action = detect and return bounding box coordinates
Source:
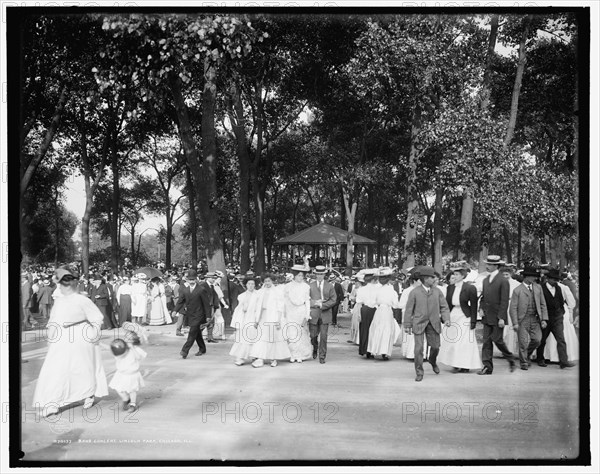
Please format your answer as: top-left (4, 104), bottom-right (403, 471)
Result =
top-left (309, 266), bottom-right (338, 364)
top-left (478, 255), bottom-right (516, 375)
top-left (509, 267), bottom-right (548, 370)
top-left (174, 269), bottom-right (213, 359)
top-left (536, 268), bottom-right (575, 369)
top-left (330, 275), bottom-right (344, 327)
top-left (404, 266), bottom-right (451, 381)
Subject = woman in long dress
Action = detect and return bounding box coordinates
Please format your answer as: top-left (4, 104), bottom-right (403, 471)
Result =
top-left (116, 276), bottom-right (133, 326)
top-left (438, 262), bottom-right (482, 372)
top-left (33, 267), bottom-right (108, 417)
top-left (249, 274), bottom-right (291, 368)
top-left (130, 274), bottom-right (149, 325)
top-left (283, 264), bottom-right (313, 363)
top-left (146, 277), bottom-right (171, 325)
top-left (543, 281), bottom-right (579, 362)
top-left (229, 277), bottom-right (259, 365)
top-left (367, 268), bottom-right (402, 360)
top-left (348, 277), bottom-right (363, 344)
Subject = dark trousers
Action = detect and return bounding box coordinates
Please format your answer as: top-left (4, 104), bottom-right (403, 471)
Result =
top-left (536, 316), bottom-right (568, 365)
top-left (40, 303), bottom-right (52, 319)
top-left (517, 315), bottom-right (542, 365)
top-left (482, 322), bottom-right (514, 371)
top-left (359, 306), bottom-right (376, 355)
top-left (309, 317), bottom-right (329, 360)
top-left (331, 304), bottom-right (339, 325)
top-left (182, 324), bottom-right (206, 355)
top-left (414, 323), bottom-right (440, 376)
top-left (98, 305), bottom-right (116, 330)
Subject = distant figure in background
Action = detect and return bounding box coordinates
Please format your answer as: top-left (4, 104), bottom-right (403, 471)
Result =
top-left (37, 278), bottom-right (54, 321)
top-left (89, 274), bottom-right (116, 330)
top-left (21, 273), bottom-right (37, 329)
top-left (330, 275), bottom-right (344, 327)
top-left (116, 276), bottom-right (133, 326)
top-left (130, 274), bottom-right (149, 325)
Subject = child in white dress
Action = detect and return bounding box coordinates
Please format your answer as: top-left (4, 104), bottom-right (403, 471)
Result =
top-left (109, 330), bottom-right (147, 413)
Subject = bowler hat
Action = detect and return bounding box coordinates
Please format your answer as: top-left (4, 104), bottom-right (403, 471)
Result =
top-left (522, 267), bottom-right (539, 277)
top-left (484, 255), bottom-right (503, 265)
top-left (418, 266), bottom-right (436, 278)
top-left (185, 269), bottom-right (198, 279)
top-left (546, 268), bottom-right (561, 280)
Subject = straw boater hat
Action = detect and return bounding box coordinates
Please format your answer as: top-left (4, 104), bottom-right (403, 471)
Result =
top-left (135, 273), bottom-right (147, 280)
top-left (484, 255), bottom-right (503, 265)
top-left (377, 267), bottom-right (393, 277)
top-left (314, 265), bottom-right (327, 274)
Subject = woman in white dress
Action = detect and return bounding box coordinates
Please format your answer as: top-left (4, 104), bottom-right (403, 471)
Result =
top-left (348, 275), bottom-right (364, 345)
top-left (399, 268), bottom-right (426, 359)
top-left (33, 267), bottom-right (108, 417)
top-left (229, 277), bottom-right (259, 365)
top-left (367, 268), bottom-right (402, 360)
top-left (130, 274), bottom-right (148, 325)
top-left (249, 274), bottom-right (291, 367)
top-left (438, 262), bottom-right (482, 372)
top-left (543, 280), bottom-right (579, 362)
top-left (283, 264), bottom-right (313, 362)
top-left (147, 277), bottom-right (172, 326)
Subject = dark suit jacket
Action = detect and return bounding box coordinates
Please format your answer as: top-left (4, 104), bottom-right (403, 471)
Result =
top-left (333, 282), bottom-right (344, 304)
top-left (37, 285), bottom-right (53, 305)
top-left (446, 282), bottom-right (478, 325)
top-left (403, 285), bottom-right (450, 335)
top-left (90, 283), bottom-right (110, 307)
top-left (509, 282), bottom-right (548, 325)
top-left (309, 280), bottom-right (337, 324)
top-left (173, 282), bottom-right (212, 326)
top-left (480, 274), bottom-right (510, 325)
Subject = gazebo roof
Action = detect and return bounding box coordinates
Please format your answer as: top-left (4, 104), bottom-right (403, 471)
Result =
top-left (273, 223), bottom-right (376, 246)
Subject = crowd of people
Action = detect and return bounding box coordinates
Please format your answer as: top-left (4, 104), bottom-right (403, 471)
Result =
top-left (23, 255), bottom-right (580, 416)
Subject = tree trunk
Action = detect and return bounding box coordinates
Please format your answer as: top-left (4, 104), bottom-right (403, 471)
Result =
top-left (20, 84), bottom-right (68, 197)
top-left (340, 187), bottom-right (346, 230)
top-left (130, 227), bottom-right (136, 266)
top-left (517, 216), bottom-right (522, 266)
top-left (79, 105), bottom-right (107, 277)
top-left (253, 180), bottom-right (266, 275)
top-left (403, 104), bottom-right (422, 269)
top-left (503, 226), bottom-right (513, 263)
top-left (480, 14), bottom-right (499, 112)
top-left (540, 236), bottom-right (547, 264)
top-left (504, 15), bottom-right (531, 149)
top-left (458, 189), bottom-right (474, 260)
top-left (110, 129), bottom-right (120, 273)
top-left (54, 187), bottom-right (60, 267)
top-left (185, 164), bottom-right (198, 268)
top-left (343, 191), bottom-right (357, 277)
top-left (165, 214), bottom-right (173, 269)
top-left (229, 82), bottom-right (252, 273)
top-left (170, 67), bottom-right (225, 273)
top-left (433, 188), bottom-right (444, 274)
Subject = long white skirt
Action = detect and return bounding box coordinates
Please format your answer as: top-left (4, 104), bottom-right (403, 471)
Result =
top-left (367, 305), bottom-right (401, 356)
top-left (350, 303), bottom-right (361, 344)
top-left (438, 307), bottom-right (482, 369)
top-left (249, 310), bottom-right (292, 361)
top-left (33, 337), bottom-right (108, 409)
top-left (544, 310), bottom-right (579, 362)
top-left (229, 323), bottom-right (259, 360)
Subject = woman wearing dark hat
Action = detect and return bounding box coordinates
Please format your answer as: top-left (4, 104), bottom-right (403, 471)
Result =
top-left (437, 262), bottom-right (482, 373)
top-left (283, 264), bottom-right (313, 363)
top-left (33, 267), bottom-right (108, 417)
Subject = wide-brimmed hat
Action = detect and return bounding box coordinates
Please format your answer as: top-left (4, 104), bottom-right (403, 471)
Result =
top-left (484, 255), bottom-right (503, 265)
top-left (314, 265), bottom-right (327, 274)
top-left (546, 268), bottom-right (561, 280)
top-left (522, 267), bottom-right (539, 277)
top-left (92, 273), bottom-right (103, 281)
top-left (205, 271), bottom-right (216, 279)
top-left (215, 270), bottom-right (224, 278)
top-left (377, 267), bottom-right (393, 277)
top-left (291, 264), bottom-right (309, 273)
top-left (418, 266), bottom-right (436, 278)
top-left (135, 272), bottom-right (147, 280)
top-left (449, 261), bottom-right (470, 272)
top-left (55, 268), bottom-right (77, 282)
